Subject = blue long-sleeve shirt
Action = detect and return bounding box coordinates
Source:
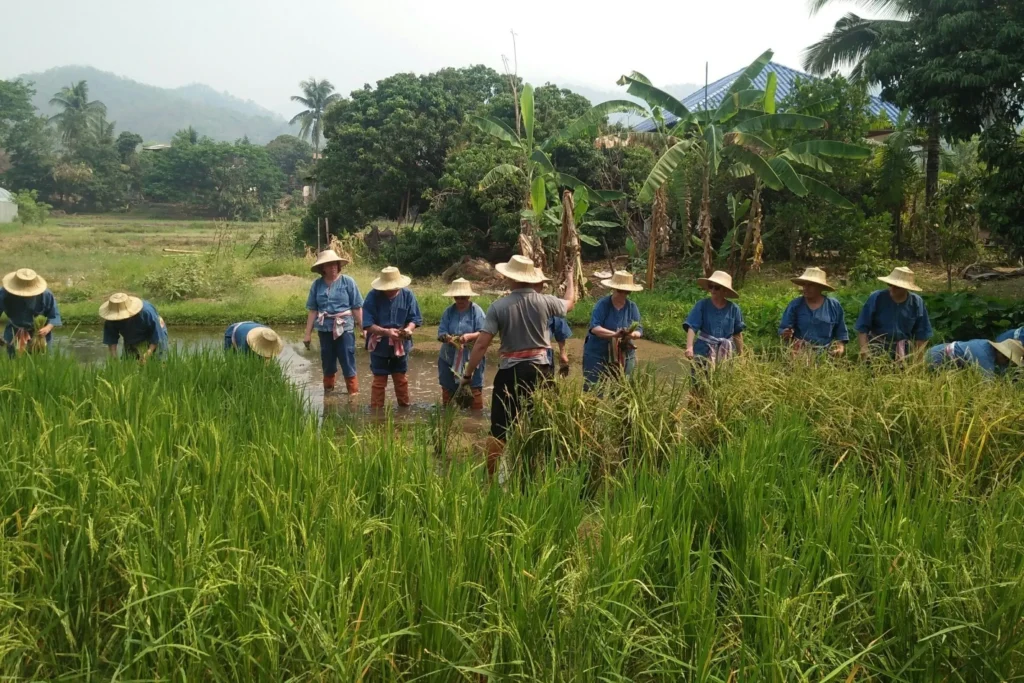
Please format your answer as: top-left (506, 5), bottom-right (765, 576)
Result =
top-left (305, 275), bottom-right (363, 334)
top-left (437, 302), bottom-right (486, 366)
top-left (0, 288), bottom-right (61, 345)
top-left (224, 321), bottom-right (268, 353)
top-left (102, 300), bottom-right (168, 349)
top-left (547, 316), bottom-right (572, 365)
top-left (684, 298), bottom-right (745, 358)
top-left (362, 288), bottom-right (423, 358)
top-left (855, 290), bottom-right (932, 347)
top-left (926, 339), bottom-right (1003, 377)
top-left (584, 295), bottom-right (642, 361)
top-left (779, 296), bottom-right (849, 346)
top-left (995, 327), bottom-right (1024, 344)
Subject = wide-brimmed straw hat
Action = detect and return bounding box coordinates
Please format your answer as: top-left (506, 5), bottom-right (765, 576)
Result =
top-left (443, 278), bottom-right (479, 298)
top-left (792, 266), bottom-right (835, 292)
top-left (310, 249), bottom-right (349, 273)
top-left (601, 270), bottom-right (644, 292)
top-left (989, 339), bottom-right (1024, 367)
top-left (99, 293), bottom-right (144, 321)
top-left (495, 255), bottom-right (545, 284)
top-left (246, 327), bottom-right (284, 358)
top-left (2, 269), bottom-right (48, 297)
top-left (371, 266), bottom-right (412, 291)
top-left (878, 266), bottom-right (922, 292)
top-left (535, 267), bottom-right (552, 283)
top-left (697, 270), bottom-right (739, 298)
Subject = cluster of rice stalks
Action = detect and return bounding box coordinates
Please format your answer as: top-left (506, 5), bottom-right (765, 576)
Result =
top-left (1, 352), bottom-right (1022, 680)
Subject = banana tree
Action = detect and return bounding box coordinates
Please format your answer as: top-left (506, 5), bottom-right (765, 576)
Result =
top-left (471, 84), bottom-right (637, 271)
top-left (725, 72), bottom-right (872, 278)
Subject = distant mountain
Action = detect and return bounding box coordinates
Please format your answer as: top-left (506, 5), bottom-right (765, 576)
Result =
top-left (16, 66), bottom-right (293, 144)
top-left (565, 82), bottom-right (701, 125)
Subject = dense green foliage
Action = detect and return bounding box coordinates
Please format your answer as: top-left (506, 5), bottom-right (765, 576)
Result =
top-left (1, 351), bottom-right (1022, 679)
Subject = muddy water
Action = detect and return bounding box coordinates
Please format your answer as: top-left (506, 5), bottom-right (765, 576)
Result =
top-left (50, 326), bottom-right (687, 430)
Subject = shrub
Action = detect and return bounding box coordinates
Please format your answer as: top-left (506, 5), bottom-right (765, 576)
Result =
top-left (14, 189), bottom-right (51, 225)
top-left (142, 254), bottom-right (252, 301)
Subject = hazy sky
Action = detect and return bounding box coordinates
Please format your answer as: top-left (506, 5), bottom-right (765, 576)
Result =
top-left (1, 0), bottom-right (859, 119)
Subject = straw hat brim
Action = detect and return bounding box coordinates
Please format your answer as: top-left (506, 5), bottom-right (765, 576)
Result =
top-left (600, 278), bottom-right (644, 292)
top-left (877, 275), bottom-right (922, 292)
top-left (371, 275), bottom-right (412, 291)
top-left (443, 286), bottom-right (479, 297)
top-left (98, 296), bottom-right (144, 321)
top-left (311, 253), bottom-right (350, 273)
top-left (246, 328), bottom-right (284, 358)
top-left (495, 261), bottom-right (544, 284)
top-left (2, 271), bottom-right (47, 297)
top-left (791, 276), bottom-right (835, 292)
top-left (989, 340), bottom-right (1024, 367)
top-left (696, 278), bottom-right (739, 298)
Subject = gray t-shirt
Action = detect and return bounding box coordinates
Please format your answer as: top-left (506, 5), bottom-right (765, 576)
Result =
top-left (483, 288), bottom-right (568, 369)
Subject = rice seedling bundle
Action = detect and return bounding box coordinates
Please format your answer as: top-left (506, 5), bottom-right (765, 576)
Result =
top-left (0, 352), bottom-right (1022, 680)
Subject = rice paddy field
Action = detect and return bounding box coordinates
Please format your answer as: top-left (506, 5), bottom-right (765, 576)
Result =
top-left (2, 351), bottom-right (1023, 680)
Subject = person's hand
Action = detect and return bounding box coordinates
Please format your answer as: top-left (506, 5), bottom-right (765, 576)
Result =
top-left (859, 346), bottom-right (869, 361)
top-left (37, 324), bottom-right (53, 337)
top-left (631, 330), bottom-right (641, 339)
top-left (459, 372), bottom-right (473, 386)
top-left (457, 334), bottom-right (468, 345)
top-left (685, 348), bottom-right (695, 360)
top-left (781, 328), bottom-right (794, 341)
top-left (386, 328), bottom-right (401, 340)
top-left (559, 351), bottom-right (570, 366)
top-left (830, 343), bottom-right (845, 357)
top-left (302, 332), bottom-right (312, 350)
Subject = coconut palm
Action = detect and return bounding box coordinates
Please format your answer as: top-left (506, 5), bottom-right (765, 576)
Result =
top-left (49, 81), bottom-right (107, 150)
top-left (290, 79), bottom-right (340, 156)
top-left (802, 0), bottom-right (942, 213)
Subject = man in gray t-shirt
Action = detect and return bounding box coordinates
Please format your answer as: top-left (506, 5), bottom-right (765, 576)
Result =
top-left (459, 255), bottom-right (576, 475)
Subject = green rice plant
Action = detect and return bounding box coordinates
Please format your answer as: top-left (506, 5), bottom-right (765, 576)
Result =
top-left (1, 352), bottom-right (1023, 680)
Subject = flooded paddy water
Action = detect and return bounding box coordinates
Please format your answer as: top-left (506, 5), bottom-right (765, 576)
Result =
top-left (50, 325), bottom-right (688, 436)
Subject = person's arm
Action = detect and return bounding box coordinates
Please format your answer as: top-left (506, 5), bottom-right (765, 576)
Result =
top-left (683, 302), bottom-right (701, 359)
top-left (437, 308), bottom-right (451, 341)
top-left (685, 328), bottom-right (696, 359)
top-left (406, 293), bottom-right (423, 334)
top-left (348, 279), bottom-right (364, 331)
top-left (557, 339), bottom-right (569, 366)
top-left (733, 331), bottom-right (744, 355)
top-left (779, 299), bottom-right (795, 341)
top-left (854, 294), bottom-right (874, 359)
top-left (631, 303), bottom-right (642, 339)
top-left (589, 298), bottom-right (617, 339)
top-left (832, 300), bottom-right (849, 356)
top-left (561, 267), bottom-right (576, 313)
top-left (38, 292), bottom-right (60, 337)
top-left (460, 332), bottom-right (494, 383)
top-left (913, 299), bottom-right (933, 354)
top-left (103, 321), bottom-right (119, 357)
top-left (733, 306), bottom-right (747, 354)
top-left (303, 311), bottom-right (317, 344)
top-left (858, 332), bottom-right (870, 359)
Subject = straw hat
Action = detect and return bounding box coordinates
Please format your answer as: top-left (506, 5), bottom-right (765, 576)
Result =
top-left (371, 266), bottom-right (412, 291)
top-left (989, 339), bottom-right (1024, 367)
top-left (877, 266), bottom-right (922, 292)
top-left (310, 249), bottom-right (349, 273)
top-left (535, 267), bottom-right (552, 283)
top-left (791, 266), bottom-right (834, 292)
top-left (443, 278), bottom-right (479, 298)
top-left (696, 270), bottom-right (739, 298)
top-left (99, 293), bottom-right (144, 321)
top-left (246, 327), bottom-right (284, 358)
top-left (2, 269), bottom-right (47, 297)
top-left (495, 255), bottom-right (545, 284)
top-left (601, 270), bottom-right (644, 292)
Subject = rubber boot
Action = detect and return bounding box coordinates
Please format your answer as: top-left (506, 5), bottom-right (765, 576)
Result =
top-left (393, 373), bottom-right (411, 407)
top-left (441, 388), bottom-right (453, 406)
top-left (323, 374), bottom-right (337, 392)
top-left (370, 375), bottom-right (388, 409)
top-left (345, 375), bottom-right (359, 395)
top-left (485, 437), bottom-right (504, 478)
top-left (471, 388), bottom-right (484, 410)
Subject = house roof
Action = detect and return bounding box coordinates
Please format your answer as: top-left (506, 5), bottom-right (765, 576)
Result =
top-left (633, 61), bottom-right (900, 132)
top-left (0, 188), bottom-right (13, 203)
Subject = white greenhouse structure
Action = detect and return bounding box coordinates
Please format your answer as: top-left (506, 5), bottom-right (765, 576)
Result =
top-left (0, 188), bottom-right (17, 223)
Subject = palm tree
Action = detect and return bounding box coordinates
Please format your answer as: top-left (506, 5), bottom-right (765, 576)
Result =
top-left (49, 81), bottom-right (106, 150)
top-left (802, 0), bottom-right (942, 214)
top-left (290, 79), bottom-right (340, 157)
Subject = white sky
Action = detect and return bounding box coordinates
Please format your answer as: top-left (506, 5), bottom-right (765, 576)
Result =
top-left (0, 0), bottom-right (860, 119)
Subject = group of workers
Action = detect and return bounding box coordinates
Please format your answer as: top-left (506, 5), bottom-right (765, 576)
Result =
top-left (3, 253), bottom-right (1022, 471)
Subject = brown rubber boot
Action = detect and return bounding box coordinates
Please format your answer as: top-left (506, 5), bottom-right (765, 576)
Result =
top-left (370, 375), bottom-right (388, 409)
top-left (471, 388), bottom-right (484, 410)
top-left (323, 374), bottom-right (337, 392)
top-left (344, 375), bottom-right (359, 395)
top-left (393, 373), bottom-right (411, 407)
top-left (485, 437), bottom-right (504, 477)
top-left (441, 388), bottom-right (453, 405)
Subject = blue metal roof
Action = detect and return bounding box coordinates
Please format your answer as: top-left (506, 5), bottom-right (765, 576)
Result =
top-left (633, 62), bottom-right (900, 132)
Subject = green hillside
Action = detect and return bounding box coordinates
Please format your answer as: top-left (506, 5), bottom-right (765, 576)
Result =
top-left (18, 66), bottom-right (293, 144)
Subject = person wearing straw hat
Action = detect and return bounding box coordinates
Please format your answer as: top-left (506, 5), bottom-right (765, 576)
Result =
top-left (0, 269), bottom-right (61, 357)
top-left (684, 270), bottom-right (745, 368)
top-left (99, 293), bottom-right (168, 360)
top-left (779, 267), bottom-right (849, 357)
top-left (854, 266), bottom-right (933, 361)
top-left (582, 270), bottom-right (644, 389)
top-left (459, 255), bottom-right (577, 476)
top-left (362, 266), bottom-right (422, 409)
top-left (303, 249), bottom-right (363, 394)
top-left (530, 269), bottom-right (572, 374)
top-left (925, 338), bottom-right (1024, 378)
top-left (224, 321), bottom-right (285, 359)
top-left (437, 278), bottom-right (486, 408)
top-left (995, 326), bottom-right (1024, 344)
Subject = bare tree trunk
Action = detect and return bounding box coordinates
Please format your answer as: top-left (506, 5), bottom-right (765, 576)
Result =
top-left (892, 204), bottom-right (903, 258)
top-left (683, 183), bottom-right (692, 258)
top-left (737, 185), bottom-right (761, 283)
top-left (925, 115), bottom-right (941, 261)
top-left (750, 191), bottom-right (765, 273)
top-left (699, 169), bottom-right (713, 278)
top-left (518, 214), bottom-right (546, 273)
top-left (555, 190), bottom-right (583, 296)
top-left (647, 187), bottom-right (667, 289)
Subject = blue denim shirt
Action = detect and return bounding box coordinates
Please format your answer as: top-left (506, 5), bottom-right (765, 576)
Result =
top-left (306, 275), bottom-right (363, 334)
top-left (583, 295), bottom-right (642, 360)
top-left (779, 296), bottom-right (849, 346)
top-left (362, 288), bottom-right (423, 358)
top-left (102, 300), bottom-right (168, 349)
top-left (684, 298), bottom-right (745, 358)
top-left (0, 288), bottom-right (61, 345)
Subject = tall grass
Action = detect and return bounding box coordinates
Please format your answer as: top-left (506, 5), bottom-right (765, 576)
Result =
top-left (1, 352), bottom-right (1022, 680)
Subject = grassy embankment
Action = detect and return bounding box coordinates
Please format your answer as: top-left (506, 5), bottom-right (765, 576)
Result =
top-left (1, 351), bottom-right (1022, 679)
top-left (3, 215), bottom-right (1021, 348)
